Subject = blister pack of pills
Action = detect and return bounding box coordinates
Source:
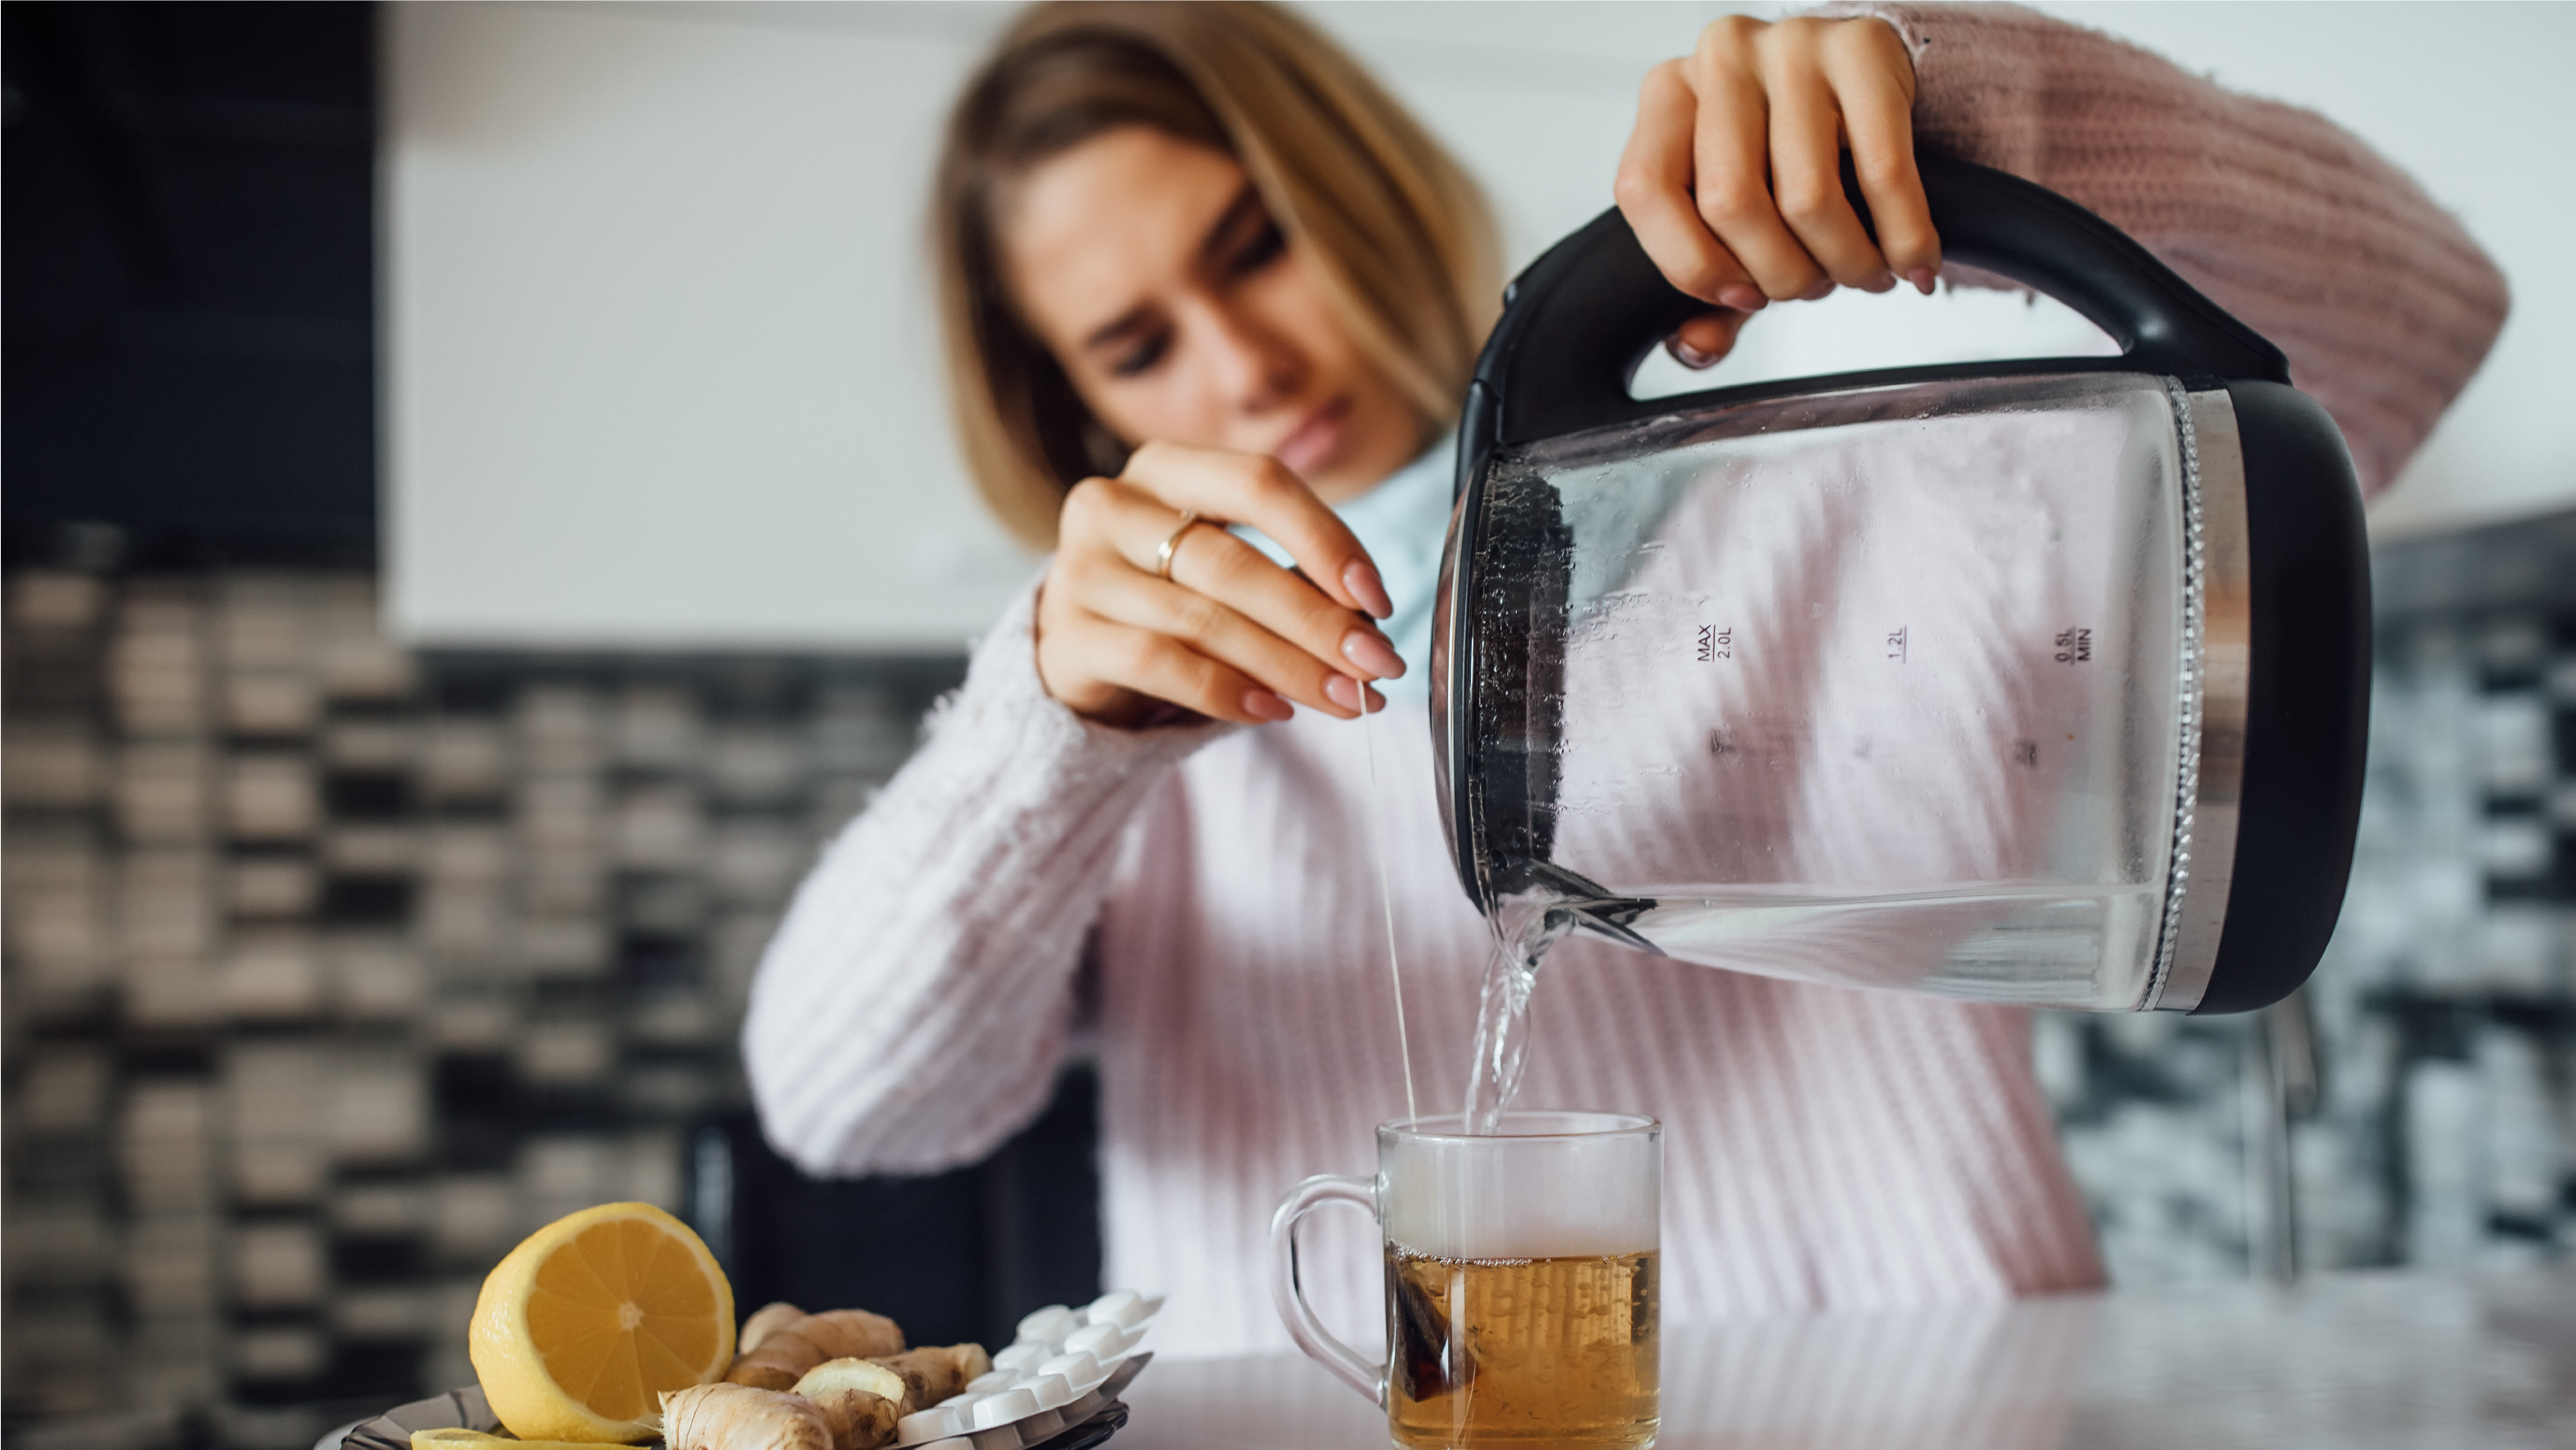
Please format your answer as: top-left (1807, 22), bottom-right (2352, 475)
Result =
top-left (892, 1289), bottom-right (1163, 1449)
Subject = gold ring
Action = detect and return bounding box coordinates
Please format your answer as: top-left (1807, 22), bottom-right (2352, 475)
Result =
top-left (1155, 509), bottom-right (1201, 581)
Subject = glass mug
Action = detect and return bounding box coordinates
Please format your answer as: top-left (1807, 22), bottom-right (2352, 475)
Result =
top-left (1270, 1112), bottom-right (1661, 1449)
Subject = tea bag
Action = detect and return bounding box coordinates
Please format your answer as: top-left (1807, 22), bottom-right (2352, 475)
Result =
top-left (1390, 1260), bottom-right (1477, 1401)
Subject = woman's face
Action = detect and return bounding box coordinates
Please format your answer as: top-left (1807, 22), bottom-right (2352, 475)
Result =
top-left (998, 126), bottom-right (1425, 504)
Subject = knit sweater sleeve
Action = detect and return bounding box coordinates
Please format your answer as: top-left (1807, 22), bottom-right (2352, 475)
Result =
top-left (1825, 2), bottom-right (2509, 498)
top-left (741, 576), bottom-right (1226, 1175)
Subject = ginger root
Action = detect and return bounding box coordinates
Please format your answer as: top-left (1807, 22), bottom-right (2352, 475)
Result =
top-left (738, 1301), bottom-right (808, 1358)
top-left (865, 1344), bottom-right (983, 1415)
top-left (947, 1343), bottom-right (994, 1382)
top-left (660, 1383), bottom-right (831, 1450)
top-left (789, 1358), bottom-right (905, 1450)
top-left (725, 1307), bottom-right (905, 1391)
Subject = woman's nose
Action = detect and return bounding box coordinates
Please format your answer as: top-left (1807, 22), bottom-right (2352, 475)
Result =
top-left (1196, 301), bottom-right (1302, 415)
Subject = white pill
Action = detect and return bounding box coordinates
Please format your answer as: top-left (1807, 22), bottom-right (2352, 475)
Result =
top-left (1063, 1321), bottom-right (1123, 1358)
top-left (1015, 1305), bottom-right (1080, 1347)
top-left (1084, 1289), bottom-right (1145, 1329)
top-left (1036, 1350), bottom-right (1098, 1384)
top-left (1023, 1372), bottom-right (1073, 1411)
top-left (962, 1369), bottom-right (1014, 1395)
top-left (992, 1342), bottom-right (1047, 1372)
top-left (1087, 1329), bottom-right (1138, 1370)
top-left (895, 1407), bottom-right (962, 1445)
top-left (969, 1387), bottom-right (1038, 1429)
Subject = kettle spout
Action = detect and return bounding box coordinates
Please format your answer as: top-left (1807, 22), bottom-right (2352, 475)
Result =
top-left (1518, 861), bottom-right (1665, 957)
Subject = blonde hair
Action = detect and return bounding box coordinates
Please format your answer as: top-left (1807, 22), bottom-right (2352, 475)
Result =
top-left (934, 1), bottom-right (1500, 550)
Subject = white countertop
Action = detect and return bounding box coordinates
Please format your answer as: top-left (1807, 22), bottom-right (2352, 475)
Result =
top-left (1117, 1266), bottom-right (2576, 1448)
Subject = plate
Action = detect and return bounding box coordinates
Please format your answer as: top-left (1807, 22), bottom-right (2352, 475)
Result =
top-left (326, 1355), bottom-right (1149, 1450)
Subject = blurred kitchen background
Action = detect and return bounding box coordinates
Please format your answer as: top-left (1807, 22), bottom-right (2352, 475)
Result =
top-left (6, 3), bottom-right (2573, 1448)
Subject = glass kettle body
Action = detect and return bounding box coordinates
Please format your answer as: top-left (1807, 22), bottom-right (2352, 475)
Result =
top-left (1431, 157), bottom-right (2369, 1014)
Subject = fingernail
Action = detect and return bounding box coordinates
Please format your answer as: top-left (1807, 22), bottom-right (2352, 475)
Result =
top-left (1364, 683), bottom-right (1385, 714)
top-left (1670, 337), bottom-right (1716, 370)
top-left (1243, 688), bottom-right (1293, 722)
top-left (1342, 629), bottom-right (1406, 679)
top-left (1343, 561), bottom-right (1393, 620)
top-left (1909, 266), bottom-right (1937, 295)
top-left (1799, 279), bottom-right (1836, 302)
top-left (1322, 674), bottom-right (1362, 712)
top-left (1717, 284), bottom-right (1768, 313)
top-left (1863, 270), bottom-right (1897, 293)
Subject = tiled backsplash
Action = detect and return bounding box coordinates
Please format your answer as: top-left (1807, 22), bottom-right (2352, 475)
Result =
top-left (2038, 514), bottom-right (2576, 1286)
top-left (2, 570), bottom-right (959, 1448)
top-left (7, 518), bottom-right (2574, 1443)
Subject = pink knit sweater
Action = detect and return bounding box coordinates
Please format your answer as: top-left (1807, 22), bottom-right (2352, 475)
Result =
top-left (745, 4), bottom-right (2506, 1357)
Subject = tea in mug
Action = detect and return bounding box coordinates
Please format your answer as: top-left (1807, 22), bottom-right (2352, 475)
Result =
top-left (1386, 1246), bottom-right (1660, 1449)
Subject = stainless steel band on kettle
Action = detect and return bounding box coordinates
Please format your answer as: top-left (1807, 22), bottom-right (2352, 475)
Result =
top-left (2144, 387), bottom-right (2254, 1012)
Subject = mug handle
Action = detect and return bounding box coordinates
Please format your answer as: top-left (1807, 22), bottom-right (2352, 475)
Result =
top-left (1269, 1173), bottom-right (1386, 1405)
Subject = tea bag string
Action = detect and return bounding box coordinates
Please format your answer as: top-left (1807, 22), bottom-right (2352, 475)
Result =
top-left (1361, 692), bottom-right (1419, 1127)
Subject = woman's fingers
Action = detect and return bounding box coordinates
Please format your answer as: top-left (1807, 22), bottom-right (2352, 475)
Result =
top-left (1615, 60), bottom-right (1765, 313)
top-left (1117, 441), bottom-right (1389, 618)
top-left (1047, 609), bottom-right (1291, 727)
top-left (1684, 28), bottom-right (1824, 302)
top-left (1067, 471), bottom-right (1400, 687)
top-left (1164, 527), bottom-right (1405, 688)
top-left (1041, 455), bottom-right (1401, 727)
top-left (1069, 549), bottom-right (1382, 720)
top-left (1667, 307), bottom-right (1752, 369)
top-left (1618, 16), bottom-right (1939, 307)
top-left (1824, 20), bottom-right (1937, 290)
top-left (1763, 37), bottom-right (1892, 291)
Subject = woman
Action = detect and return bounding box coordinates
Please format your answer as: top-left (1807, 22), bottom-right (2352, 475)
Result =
top-left (747, 2), bottom-right (2504, 1353)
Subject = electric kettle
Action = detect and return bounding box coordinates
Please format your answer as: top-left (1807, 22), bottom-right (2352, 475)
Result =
top-left (1430, 154), bottom-right (2368, 1014)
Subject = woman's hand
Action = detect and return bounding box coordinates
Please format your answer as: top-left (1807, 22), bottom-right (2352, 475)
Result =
top-left (1035, 440), bottom-right (1403, 729)
top-left (1614, 15), bottom-right (1940, 368)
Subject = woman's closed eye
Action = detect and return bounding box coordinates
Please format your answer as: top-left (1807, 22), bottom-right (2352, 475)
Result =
top-left (1106, 327), bottom-right (1173, 378)
top-left (1081, 187), bottom-right (1287, 382)
top-left (1224, 217), bottom-right (1287, 279)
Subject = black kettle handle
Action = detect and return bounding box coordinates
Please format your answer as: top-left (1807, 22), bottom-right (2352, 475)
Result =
top-left (1474, 152), bottom-right (2290, 449)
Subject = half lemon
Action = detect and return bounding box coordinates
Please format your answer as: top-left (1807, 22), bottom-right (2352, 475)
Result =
top-left (468, 1202), bottom-right (735, 1442)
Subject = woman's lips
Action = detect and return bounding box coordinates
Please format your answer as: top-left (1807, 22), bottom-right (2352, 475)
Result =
top-left (1273, 396), bottom-right (1351, 476)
